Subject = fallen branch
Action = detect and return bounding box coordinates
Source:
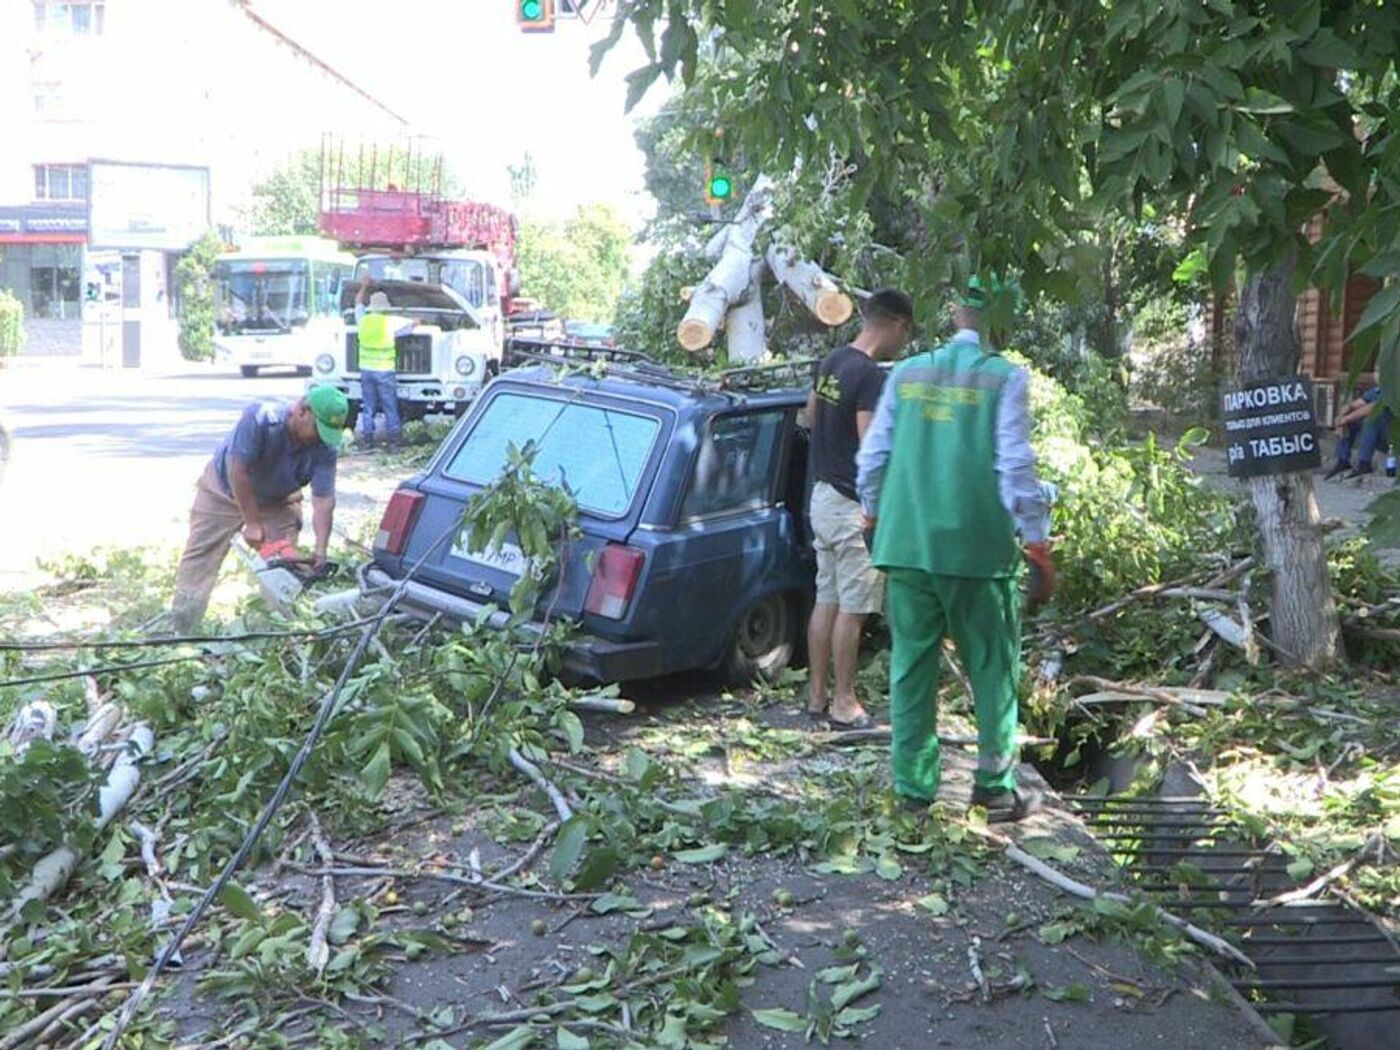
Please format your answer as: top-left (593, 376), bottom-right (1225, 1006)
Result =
top-left (1343, 623), bottom-right (1400, 643)
top-left (509, 747), bottom-right (574, 822)
top-left (6, 723), bottom-right (155, 927)
top-left (306, 812), bottom-right (336, 976)
top-left (5, 699), bottom-right (57, 756)
top-left (1259, 833), bottom-right (1382, 909)
top-left (568, 696), bottom-right (636, 715)
top-left (968, 824), bottom-right (1254, 969)
top-left (0, 974), bottom-right (118, 1050)
top-left (967, 935), bottom-right (990, 1002)
top-left (1067, 677), bottom-right (1225, 717)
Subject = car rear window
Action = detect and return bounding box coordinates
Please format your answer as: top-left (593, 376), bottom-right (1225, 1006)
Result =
top-left (444, 392), bottom-right (660, 517)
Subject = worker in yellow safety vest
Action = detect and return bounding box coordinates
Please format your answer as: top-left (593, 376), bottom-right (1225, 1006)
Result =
top-left (354, 282), bottom-right (417, 449)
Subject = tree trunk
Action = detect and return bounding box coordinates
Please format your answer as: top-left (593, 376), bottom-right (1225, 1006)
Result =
top-left (726, 261), bottom-right (767, 363)
top-left (678, 177), bottom-right (774, 352)
top-left (765, 244), bottom-right (854, 327)
top-left (1233, 254), bottom-right (1340, 668)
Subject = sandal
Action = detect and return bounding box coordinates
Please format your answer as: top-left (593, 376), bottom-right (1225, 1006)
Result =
top-left (827, 711), bottom-right (876, 730)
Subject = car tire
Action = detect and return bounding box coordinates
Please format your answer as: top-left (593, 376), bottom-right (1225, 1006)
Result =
top-left (240, 365), bottom-right (259, 378)
top-left (719, 592), bottom-right (796, 685)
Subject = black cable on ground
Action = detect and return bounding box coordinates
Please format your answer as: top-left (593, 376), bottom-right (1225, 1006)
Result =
top-left (99, 394), bottom-right (582, 1046)
top-left (0, 655), bottom-right (203, 690)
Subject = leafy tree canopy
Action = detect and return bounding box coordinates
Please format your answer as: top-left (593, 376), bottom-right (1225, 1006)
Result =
top-left (518, 204), bottom-right (634, 322)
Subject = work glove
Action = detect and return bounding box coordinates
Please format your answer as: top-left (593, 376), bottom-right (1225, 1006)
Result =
top-left (1024, 541), bottom-right (1055, 613)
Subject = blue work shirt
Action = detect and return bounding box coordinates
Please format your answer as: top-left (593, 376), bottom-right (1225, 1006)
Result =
top-left (213, 401), bottom-right (337, 505)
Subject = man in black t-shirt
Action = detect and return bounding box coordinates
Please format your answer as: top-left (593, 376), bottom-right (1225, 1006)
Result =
top-left (805, 288), bottom-right (914, 727)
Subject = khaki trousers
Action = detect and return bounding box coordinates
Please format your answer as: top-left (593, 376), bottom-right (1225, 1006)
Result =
top-left (170, 462), bottom-right (302, 632)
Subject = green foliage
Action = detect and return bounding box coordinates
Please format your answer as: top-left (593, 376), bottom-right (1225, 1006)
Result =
top-left (174, 230), bottom-right (226, 362)
top-left (613, 243), bottom-right (711, 359)
top-left (517, 204), bottom-right (633, 322)
top-left (0, 289), bottom-right (25, 358)
top-left (245, 151), bottom-right (321, 236)
top-left (0, 738), bottom-right (99, 898)
top-left (1017, 354), bottom-right (1239, 610)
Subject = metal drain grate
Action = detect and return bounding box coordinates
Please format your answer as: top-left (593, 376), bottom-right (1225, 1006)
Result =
top-left (1067, 795), bottom-right (1400, 1022)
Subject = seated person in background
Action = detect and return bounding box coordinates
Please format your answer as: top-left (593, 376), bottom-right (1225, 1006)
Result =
top-left (1323, 385), bottom-right (1391, 480)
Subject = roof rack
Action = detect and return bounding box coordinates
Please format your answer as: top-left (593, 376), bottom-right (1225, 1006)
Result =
top-left (717, 358), bottom-right (819, 392)
top-left (503, 337), bottom-right (818, 396)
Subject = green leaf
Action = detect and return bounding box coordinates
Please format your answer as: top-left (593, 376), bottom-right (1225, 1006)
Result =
top-left (875, 854), bottom-right (903, 880)
top-left (835, 1004), bottom-right (882, 1026)
top-left (831, 969), bottom-right (882, 1011)
top-left (1285, 857), bottom-right (1314, 881)
top-left (751, 1007), bottom-right (807, 1032)
top-left (1365, 490), bottom-right (1400, 548)
top-left (482, 1025), bottom-right (538, 1050)
top-left (590, 892), bottom-right (649, 916)
top-left (573, 846), bottom-right (620, 891)
top-left (217, 882), bottom-right (262, 923)
top-left (1044, 982), bottom-right (1092, 1002)
top-left (1038, 921), bottom-right (1073, 945)
top-left (550, 816), bottom-right (588, 883)
top-left (1160, 78), bottom-right (1186, 126)
top-left (624, 63), bottom-right (664, 113)
top-left (673, 843), bottom-right (728, 864)
top-left (360, 739), bottom-right (391, 798)
top-left (817, 963), bottom-right (860, 984)
top-left (1351, 283), bottom-right (1400, 341)
top-left (1021, 837), bottom-right (1081, 863)
top-left (327, 906), bottom-right (360, 945)
top-left (556, 711), bottom-right (585, 754)
top-left (556, 1029), bottom-right (589, 1050)
top-left (916, 893), bottom-right (950, 916)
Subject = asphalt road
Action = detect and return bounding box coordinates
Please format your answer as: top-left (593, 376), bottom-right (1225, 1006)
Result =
top-left (0, 364), bottom-right (363, 589)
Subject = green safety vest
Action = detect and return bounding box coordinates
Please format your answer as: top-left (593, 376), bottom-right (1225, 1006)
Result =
top-left (358, 313), bottom-right (397, 371)
top-left (871, 337), bottom-right (1020, 579)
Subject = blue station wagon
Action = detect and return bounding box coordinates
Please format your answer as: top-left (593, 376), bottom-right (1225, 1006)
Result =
top-left (361, 346), bottom-right (818, 684)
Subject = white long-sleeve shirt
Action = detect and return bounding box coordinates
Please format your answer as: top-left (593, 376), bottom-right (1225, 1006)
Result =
top-left (854, 329), bottom-right (1050, 542)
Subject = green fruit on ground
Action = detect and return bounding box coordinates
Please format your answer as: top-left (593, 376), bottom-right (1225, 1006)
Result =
top-left (412, 900), bottom-right (428, 916)
top-left (531, 918), bottom-right (548, 936)
top-left (773, 888), bottom-right (795, 907)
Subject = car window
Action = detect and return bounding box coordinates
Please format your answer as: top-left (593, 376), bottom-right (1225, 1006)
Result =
top-left (444, 392), bottom-right (659, 517)
top-left (680, 411), bottom-right (786, 520)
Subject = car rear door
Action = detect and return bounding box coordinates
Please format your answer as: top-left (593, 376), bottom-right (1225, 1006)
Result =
top-left (635, 407), bottom-right (806, 666)
top-left (393, 383), bottom-right (670, 621)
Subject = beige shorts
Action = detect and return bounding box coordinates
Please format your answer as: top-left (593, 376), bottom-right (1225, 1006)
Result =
top-left (811, 481), bottom-right (883, 615)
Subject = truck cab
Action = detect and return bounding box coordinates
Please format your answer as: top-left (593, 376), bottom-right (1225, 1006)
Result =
top-left (310, 278), bottom-right (497, 425)
top-left (309, 250), bottom-right (505, 422)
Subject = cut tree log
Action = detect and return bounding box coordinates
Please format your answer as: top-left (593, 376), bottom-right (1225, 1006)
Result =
top-left (726, 260), bottom-right (768, 363)
top-left (677, 176), bottom-right (774, 352)
top-left (5, 723), bottom-right (155, 925)
top-left (5, 700), bottom-right (57, 756)
top-left (765, 242), bottom-right (854, 327)
top-left (1234, 255), bottom-right (1340, 669)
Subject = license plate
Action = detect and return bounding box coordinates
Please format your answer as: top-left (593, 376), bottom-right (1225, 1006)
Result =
top-left (252, 349), bottom-right (273, 360)
top-left (452, 538), bottom-right (530, 577)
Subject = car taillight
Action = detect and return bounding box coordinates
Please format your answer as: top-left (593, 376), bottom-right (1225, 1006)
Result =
top-left (376, 489), bottom-right (424, 555)
top-left (584, 544), bottom-right (645, 620)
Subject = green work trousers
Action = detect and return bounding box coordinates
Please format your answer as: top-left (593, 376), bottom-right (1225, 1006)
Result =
top-left (885, 569), bottom-right (1021, 801)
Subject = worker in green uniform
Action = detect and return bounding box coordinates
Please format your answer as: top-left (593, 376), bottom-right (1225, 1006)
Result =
top-left (855, 281), bottom-right (1055, 822)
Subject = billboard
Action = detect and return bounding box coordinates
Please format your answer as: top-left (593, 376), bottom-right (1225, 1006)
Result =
top-left (88, 160), bottom-right (211, 251)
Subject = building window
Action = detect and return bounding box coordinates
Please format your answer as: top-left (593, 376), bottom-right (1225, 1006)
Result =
top-left (34, 1), bottom-right (105, 35)
top-left (34, 164), bottom-right (88, 201)
top-left (0, 244), bottom-right (83, 321)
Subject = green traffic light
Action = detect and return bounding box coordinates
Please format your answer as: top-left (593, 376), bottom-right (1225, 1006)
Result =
top-left (522, 0), bottom-right (542, 19)
top-left (708, 174), bottom-right (733, 200)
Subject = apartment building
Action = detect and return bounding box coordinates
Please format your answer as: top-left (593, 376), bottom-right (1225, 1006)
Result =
top-left (0, 0), bottom-right (404, 363)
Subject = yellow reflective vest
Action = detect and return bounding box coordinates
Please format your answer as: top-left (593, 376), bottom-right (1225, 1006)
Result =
top-left (358, 313), bottom-right (397, 371)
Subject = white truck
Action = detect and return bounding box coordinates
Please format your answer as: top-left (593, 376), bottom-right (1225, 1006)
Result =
top-left (308, 256), bottom-right (502, 425)
top-left (213, 237), bottom-right (356, 377)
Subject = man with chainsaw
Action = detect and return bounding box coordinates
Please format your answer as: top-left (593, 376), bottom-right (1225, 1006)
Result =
top-left (169, 387), bottom-right (347, 632)
top-left (855, 279), bottom-right (1054, 823)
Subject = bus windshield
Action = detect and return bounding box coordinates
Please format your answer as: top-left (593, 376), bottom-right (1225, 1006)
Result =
top-left (215, 260), bottom-right (312, 335)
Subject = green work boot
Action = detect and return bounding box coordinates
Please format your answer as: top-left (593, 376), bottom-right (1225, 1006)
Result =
top-left (970, 785), bottom-right (1043, 824)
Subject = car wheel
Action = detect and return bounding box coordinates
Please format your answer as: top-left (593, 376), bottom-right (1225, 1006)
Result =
top-left (240, 365), bottom-right (259, 378)
top-left (720, 592), bottom-right (795, 685)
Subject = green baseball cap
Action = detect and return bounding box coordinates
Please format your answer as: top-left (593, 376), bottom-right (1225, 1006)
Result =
top-left (959, 276), bottom-right (990, 309)
top-left (305, 385), bottom-right (349, 449)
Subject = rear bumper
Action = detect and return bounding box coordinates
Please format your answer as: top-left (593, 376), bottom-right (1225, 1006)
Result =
top-left (360, 565), bottom-right (666, 682)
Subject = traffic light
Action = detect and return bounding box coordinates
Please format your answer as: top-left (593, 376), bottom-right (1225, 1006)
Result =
top-left (705, 161), bottom-right (734, 206)
top-left (517, 0), bottom-right (554, 32)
